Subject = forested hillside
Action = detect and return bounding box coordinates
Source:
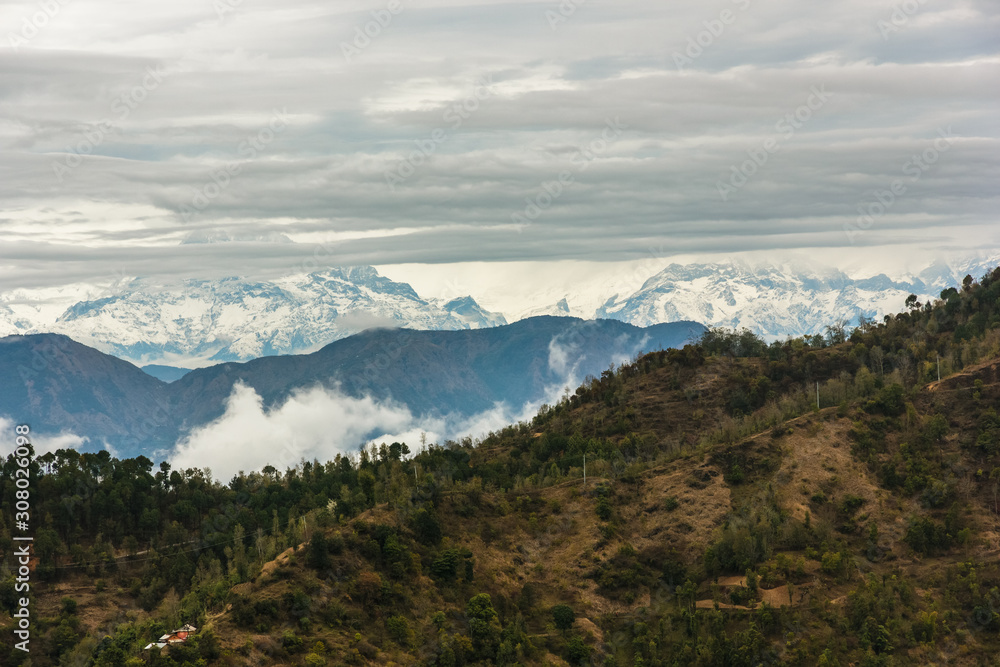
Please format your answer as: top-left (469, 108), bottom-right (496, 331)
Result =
top-left (2, 268), bottom-right (1000, 666)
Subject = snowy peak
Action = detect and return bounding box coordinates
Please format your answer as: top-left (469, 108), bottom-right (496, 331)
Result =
top-left (2, 267), bottom-right (508, 365)
top-left (438, 296), bottom-right (508, 328)
top-left (598, 257), bottom-right (1000, 339)
top-left (3, 255), bottom-right (997, 366)
top-left (308, 266), bottom-right (421, 300)
top-left (519, 297), bottom-right (573, 319)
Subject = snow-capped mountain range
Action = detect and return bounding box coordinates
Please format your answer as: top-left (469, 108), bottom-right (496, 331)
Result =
top-left (1, 256), bottom-right (997, 366)
top-left (0, 267), bottom-right (506, 365)
top-left (593, 256), bottom-right (1000, 338)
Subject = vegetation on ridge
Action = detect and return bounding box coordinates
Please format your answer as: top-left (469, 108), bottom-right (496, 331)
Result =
top-left (1, 268), bottom-right (1000, 666)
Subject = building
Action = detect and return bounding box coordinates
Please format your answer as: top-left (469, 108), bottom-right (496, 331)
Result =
top-left (143, 624), bottom-right (198, 650)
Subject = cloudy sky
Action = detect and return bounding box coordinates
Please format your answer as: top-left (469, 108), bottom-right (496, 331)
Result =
top-left (1, 0), bottom-right (998, 296)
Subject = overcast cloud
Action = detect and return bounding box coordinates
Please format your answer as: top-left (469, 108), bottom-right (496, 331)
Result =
top-left (1, 0), bottom-right (998, 292)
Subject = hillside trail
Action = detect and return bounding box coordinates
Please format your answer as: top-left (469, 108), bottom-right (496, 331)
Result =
top-left (926, 357), bottom-right (1000, 392)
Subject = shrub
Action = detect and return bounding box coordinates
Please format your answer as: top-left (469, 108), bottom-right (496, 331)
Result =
top-left (975, 409), bottom-right (1000, 455)
top-left (466, 594), bottom-right (501, 659)
top-left (904, 515), bottom-right (953, 555)
top-left (564, 635), bottom-right (591, 665)
top-left (595, 496), bottom-right (612, 521)
top-left (551, 604), bottom-right (575, 632)
top-left (386, 615), bottom-right (411, 647)
top-left (282, 630), bottom-right (304, 653)
top-left (729, 586), bottom-right (755, 606)
top-left (726, 464), bottom-right (745, 485)
top-left (412, 508), bottom-right (442, 545)
top-left (839, 495), bottom-right (865, 514)
top-left (920, 479), bottom-right (952, 509)
top-left (924, 414), bottom-right (948, 444)
top-left (430, 548), bottom-right (472, 581)
top-left (307, 531), bottom-right (331, 570)
top-left (592, 544), bottom-right (651, 596)
top-left (821, 551), bottom-right (844, 576)
top-left (866, 384), bottom-right (905, 416)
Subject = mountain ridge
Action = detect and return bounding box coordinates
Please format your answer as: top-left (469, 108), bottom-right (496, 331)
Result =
top-left (595, 256), bottom-right (1000, 338)
top-left (0, 317), bottom-right (705, 460)
top-left (3, 256), bottom-right (998, 367)
top-left (0, 267), bottom-right (509, 365)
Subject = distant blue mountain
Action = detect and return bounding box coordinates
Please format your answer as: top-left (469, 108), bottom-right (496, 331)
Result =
top-left (141, 365), bottom-right (192, 383)
top-left (0, 317), bottom-right (705, 458)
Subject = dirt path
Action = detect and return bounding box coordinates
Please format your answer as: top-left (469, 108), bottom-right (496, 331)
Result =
top-left (926, 358), bottom-right (1000, 392)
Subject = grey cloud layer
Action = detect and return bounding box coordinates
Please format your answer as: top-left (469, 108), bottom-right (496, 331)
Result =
top-left (1, 0), bottom-right (998, 289)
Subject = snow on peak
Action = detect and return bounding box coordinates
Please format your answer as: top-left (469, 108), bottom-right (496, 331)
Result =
top-left (1, 267), bottom-right (506, 365)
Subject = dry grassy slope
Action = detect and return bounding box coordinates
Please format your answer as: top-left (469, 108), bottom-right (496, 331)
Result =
top-left (918, 356), bottom-right (1000, 556)
top-left (26, 354), bottom-right (999, 665)
top-left (188, 360), bottom-right (1000, 664)
top-left (201, 470), bottom-right (733, 662)
top-left (201, 354), bottom-right (1000, 665)
top-left (201, 431), bottom-right (806, 661)
top-left (35, 580), bottom-right (148, 638)
top-left (548, 355), bottom-right (743, 448)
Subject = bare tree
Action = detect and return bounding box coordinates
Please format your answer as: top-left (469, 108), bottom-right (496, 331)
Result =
top-left (870, 346), bottom-right (885, 377)
top-left (856, 313), bottom-right (874, 335)
top-left (825, 318), bottom-right (850, 345)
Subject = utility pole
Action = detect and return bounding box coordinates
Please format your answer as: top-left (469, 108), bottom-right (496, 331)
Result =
top-left (414, 465), bottom-right (418, 485)
top-left (937, 353), bottom-right (941, 382)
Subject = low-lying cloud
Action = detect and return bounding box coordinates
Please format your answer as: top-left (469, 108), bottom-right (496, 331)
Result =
top-left (170, 335), bottom-right (589, 480)
top-left (0, 415), bottom-right (94, 458)
top-left (169, 382), bottom-right (412, 480)
top-left (168, 379), bottom-right (576, 481)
